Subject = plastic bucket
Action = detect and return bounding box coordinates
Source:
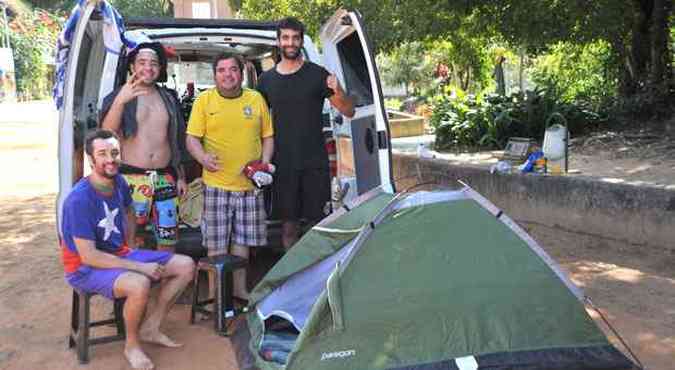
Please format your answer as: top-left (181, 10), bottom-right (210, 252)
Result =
top-left (542, 113), bottom-right (569, 174)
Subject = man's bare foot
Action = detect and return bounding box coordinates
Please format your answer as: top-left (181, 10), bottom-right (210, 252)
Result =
top-left (140, 329), bottom-right (183, 348)
top-left (124, 347), bottom-right (154, 370)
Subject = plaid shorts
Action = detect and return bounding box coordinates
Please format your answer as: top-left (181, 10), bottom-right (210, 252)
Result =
top-left (202, 185), bottom-right (267, 252)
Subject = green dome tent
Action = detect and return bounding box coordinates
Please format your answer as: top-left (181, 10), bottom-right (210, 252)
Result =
top-left (232, 186), bottom-right (636, 370)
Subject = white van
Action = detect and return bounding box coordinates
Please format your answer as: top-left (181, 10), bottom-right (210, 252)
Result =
top-left (56, 2), bottom-right (395, 240)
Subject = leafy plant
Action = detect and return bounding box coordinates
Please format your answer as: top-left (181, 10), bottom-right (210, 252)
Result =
top-left (377, 41), bottom-right (433, 96)
top-left (384, 98), bottom-right (402, 111)
top-left (529, 40), bottom-right (616, 111)
top-left (109, 0), bottom-right (173, 18)
top-left (430, 87), bottom-right (605, 151)
top-left (24, 0), bottom-right (77, 13)
top-left (3, 8), bottom-right (62, 100)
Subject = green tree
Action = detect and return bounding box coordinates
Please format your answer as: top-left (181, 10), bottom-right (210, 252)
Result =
top-left (22, 0), bottom-right (172, 17)
top-left (23, 0), bottom-right (76, 13)
top-left (376, 41), bottom-right (430, 96)
top-left (529, 41), bottom-right (616, 109)
top-left (2, 7), bottom-right (61, 100)
top-left (457, 0), bottom-right (672, 97)
top-left (425, 35), bottom-right (493, 93)
top-left (240, 0), bottom-right (672, 101)
top-left (240, 0), bottom-right (400, 53)
top-left (109, 0), bottom-right (172, 18)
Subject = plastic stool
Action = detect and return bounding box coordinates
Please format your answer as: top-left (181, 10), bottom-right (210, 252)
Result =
top-left (68, 289), bottom-right (126, 364)
top-left (190, 254), bottom-right (248, 335)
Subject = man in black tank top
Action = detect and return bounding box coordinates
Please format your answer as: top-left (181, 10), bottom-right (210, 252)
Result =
top-left (257, 17), bottom-right (354, 250)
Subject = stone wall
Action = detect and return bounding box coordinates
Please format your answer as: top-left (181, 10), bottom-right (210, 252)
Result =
top-left (392, 153), bottom-right (675, 250)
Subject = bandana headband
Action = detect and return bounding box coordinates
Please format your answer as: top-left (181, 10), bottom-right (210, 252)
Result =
top-left (137, 48), bottom-right (159, 59)
top-left (103, 137), bottom-right (120, 148)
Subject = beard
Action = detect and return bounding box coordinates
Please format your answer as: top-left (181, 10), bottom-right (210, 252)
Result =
top-left (281, 46), bottom-right (301, 60)
top-left (99, 165), bottom-right (118, 179)
top-left (91, 158), bottom-right (119, 179)
top-left (102, 169), bottom-right (117, 179)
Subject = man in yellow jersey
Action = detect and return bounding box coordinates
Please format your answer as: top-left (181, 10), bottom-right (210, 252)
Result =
top-left (186, 54), bottom-right (274, 301)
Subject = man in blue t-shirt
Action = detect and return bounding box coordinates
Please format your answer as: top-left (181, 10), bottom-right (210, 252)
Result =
top-left (60, 129), bottom-right (194, 370)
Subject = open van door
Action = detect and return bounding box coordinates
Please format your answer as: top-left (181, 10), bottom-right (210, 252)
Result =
top-left (320, 9), bottom-right (395, 202)
top-left (56, 0), bottom-right (124, 231)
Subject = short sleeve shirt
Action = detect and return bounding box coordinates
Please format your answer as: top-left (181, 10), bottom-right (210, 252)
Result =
top-left (186, 88), bottom-right (273, 191)
top-left (60, 175), bottom-right (132, 273)
top-left (257, 62), bottom-right (331, 170)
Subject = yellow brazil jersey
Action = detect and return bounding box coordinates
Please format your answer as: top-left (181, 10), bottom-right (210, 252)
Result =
top-left (186, 88), bottom-right (273, 191)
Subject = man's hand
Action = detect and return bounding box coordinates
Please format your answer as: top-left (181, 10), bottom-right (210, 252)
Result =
top-left (326, 74), bottom-right (344, 97)
top-left (176, 178), bottom-right (187, 198)
top-left (243, 160), bottom-right (275, 188)
top-left (326, 73), bottom-right (355, 118)
top-left (201, 153), bottom-right (221, 172)
top-left (138, 262), bottom-right (164, 281)
top-left (117, 72), bottom-right (150, 104)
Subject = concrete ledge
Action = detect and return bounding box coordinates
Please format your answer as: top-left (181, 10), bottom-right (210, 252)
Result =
top-left (388, 110), bottom-right (425, 138)
top-left (392, 153), bottom-right (675, 250)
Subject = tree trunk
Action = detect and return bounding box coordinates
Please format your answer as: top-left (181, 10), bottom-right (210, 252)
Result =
top-left (462, 69), bottom-right (471, 91)
top-left (618, 0), bottom-right (673, 96)
top-left (610, 35), bottom-right (636, 96)
top-left (649, 0), bottom-right (671, 89)
top-left (518, 49), bottom-right (525, 92)
top-left (629, 0), bottom-right (652, 89)
top-left (494, 58), bottom-right (506, 96)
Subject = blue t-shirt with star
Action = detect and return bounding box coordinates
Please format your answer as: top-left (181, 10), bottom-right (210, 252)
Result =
top-left (61, 175), bottom-right (132, 273)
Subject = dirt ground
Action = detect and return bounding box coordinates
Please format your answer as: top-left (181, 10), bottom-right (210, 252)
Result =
top-left (0, 101), bottom-right (673, 370)
top-left (429, 121), bottom-right (675, 189)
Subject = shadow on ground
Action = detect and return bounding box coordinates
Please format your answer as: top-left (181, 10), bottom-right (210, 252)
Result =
top-left (0, 196), bottom-right (673, 370)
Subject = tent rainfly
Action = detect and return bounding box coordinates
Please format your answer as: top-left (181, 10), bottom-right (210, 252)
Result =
top-left (232, 186), bottom-right (637, 370)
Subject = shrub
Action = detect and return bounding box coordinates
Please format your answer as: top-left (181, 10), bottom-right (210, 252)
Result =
top-left (429, 87), bottom-right (606, 151)
top-left (529, 40), bottom-right (617, 111)
top-left (4, 9), bottom-right (62, 100)
top-left (384, 98), bottom-right (402, 111)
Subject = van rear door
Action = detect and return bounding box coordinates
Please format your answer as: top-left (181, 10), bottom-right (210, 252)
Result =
top-left (56, 1), bottom-right (123, 230)
top-left (320, 9), bottom-right (394, 200)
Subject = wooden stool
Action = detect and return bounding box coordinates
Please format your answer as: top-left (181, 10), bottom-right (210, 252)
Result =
top-left (68, 289), bottom-right (126, 364)
top-left (190, 254), bottom-right (248, 335)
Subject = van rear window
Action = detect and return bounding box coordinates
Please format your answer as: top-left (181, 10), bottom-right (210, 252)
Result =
top-left (337, 33), bottom-right (373, 107)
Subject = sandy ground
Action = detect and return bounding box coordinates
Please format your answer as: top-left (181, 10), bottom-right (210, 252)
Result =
top-left (395, 129), bottom-right (675, 189)
top-left (0, 101), bottom-right (673, 370)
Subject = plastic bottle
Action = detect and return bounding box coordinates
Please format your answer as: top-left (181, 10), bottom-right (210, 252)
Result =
top-left (416, 143), bottom-right (435, 159)
top-left (490, 160), bottom-right (512, 174)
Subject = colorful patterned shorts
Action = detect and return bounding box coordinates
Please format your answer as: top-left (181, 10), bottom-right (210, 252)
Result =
top-left (202, 185), bottom-right (267, 253)
top-left (122, 166), bottom-right (178, 246)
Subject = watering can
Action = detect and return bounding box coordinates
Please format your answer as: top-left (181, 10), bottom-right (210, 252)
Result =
top-left (542, 113), bottom-right (569, 174)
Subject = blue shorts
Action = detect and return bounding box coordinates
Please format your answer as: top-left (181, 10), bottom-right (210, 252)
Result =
top-left (65, 249), bottom-right (173, 300)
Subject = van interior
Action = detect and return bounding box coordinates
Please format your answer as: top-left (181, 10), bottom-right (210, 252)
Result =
top-left (68, 17), bottom-right (381, 230)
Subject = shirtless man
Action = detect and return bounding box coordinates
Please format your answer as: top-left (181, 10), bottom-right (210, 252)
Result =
top-left (101, 42), bottom-right (188, 251)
